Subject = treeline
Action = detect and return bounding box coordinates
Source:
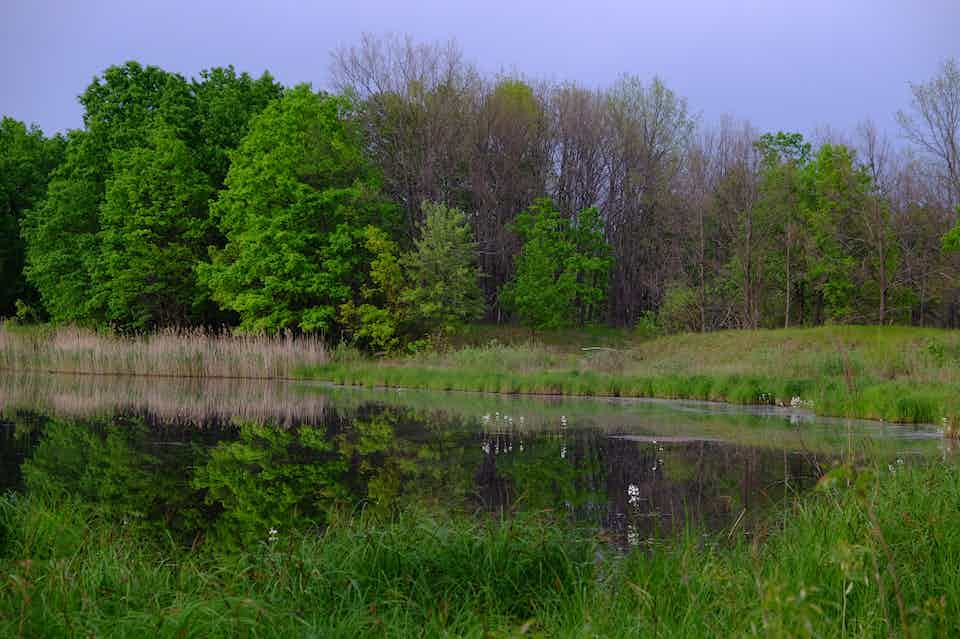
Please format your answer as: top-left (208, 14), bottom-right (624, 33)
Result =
top-left (1, 35), bottom-right (959, 345)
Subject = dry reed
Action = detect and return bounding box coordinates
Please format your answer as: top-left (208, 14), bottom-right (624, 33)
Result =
top-left (0, 325), bottom-right (328, 380)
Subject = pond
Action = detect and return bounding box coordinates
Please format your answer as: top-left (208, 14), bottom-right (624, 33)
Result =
top-left (0, 372), bottom-right (946, 548)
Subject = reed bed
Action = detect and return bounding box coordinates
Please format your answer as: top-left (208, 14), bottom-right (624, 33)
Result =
top-left (1, 461), bottom-right (957, 637)
top-left (0, 325), bottom-right (328, 380)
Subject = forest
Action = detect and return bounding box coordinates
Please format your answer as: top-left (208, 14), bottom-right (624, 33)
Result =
top-left (2, 35), bottom-right (959, 349)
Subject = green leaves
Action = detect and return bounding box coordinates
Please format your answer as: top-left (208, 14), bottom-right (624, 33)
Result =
top-left (200, 86), bottom-right (397, 334)
top-left (500, 199), bottom-right (611, 329)
top-left (340, 201), bottom-right (484, 351)
top-left (0, 118), bottom-right (64, 317)
top-left (20, 62), bottom-right (281, 329)
top-left (96, 123), bottom-right (214, 329)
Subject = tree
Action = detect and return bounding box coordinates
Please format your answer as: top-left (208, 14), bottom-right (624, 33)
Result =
top-left (472, 78), bottom-right (552, 312)
top-left (897, 58), bottom-right (960, 205)
top-left (802, 144), bottom-right (873, 323)
top-left (22, 62), bottom-right (196, 324)
top-left (199, 86), bottom-right (397, 334)
top-left (500, 198), bottom-right (611, 329)
top-left (0, 118), bottom-right (64, 317)
top-left (340, 201), bottom-right (483, 351)
top-left (21, 129), bottom-right (105, 323)
top-left (603, 75), bottom-right (693, 324)
top-left (94, 124), bottom-right (214, 329)
top-left (330, 34), bottom-right (479, 239)
top-left (754, 132), bottom-right (811, 327)
top-left (190, 66), bottom-right (284, 190)
top-left (401, 201), bottom-right (484, 333)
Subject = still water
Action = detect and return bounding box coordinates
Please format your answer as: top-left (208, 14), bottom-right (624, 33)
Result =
top-left (0, 372), bottom-right (945, 547)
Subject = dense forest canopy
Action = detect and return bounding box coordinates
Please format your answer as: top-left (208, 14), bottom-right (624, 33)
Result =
top-left (3, 36), bottom-right (960, 345)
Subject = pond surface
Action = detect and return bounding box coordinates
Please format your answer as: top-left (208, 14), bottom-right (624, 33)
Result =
top-left (0, 372), bottom-right (946, 548)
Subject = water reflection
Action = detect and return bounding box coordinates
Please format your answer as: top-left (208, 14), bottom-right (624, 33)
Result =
top-left (0, 373), bottom-right (946, 549)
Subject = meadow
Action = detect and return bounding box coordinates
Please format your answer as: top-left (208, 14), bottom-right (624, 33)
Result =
top-left (1, 461), bottom-right (957, 638)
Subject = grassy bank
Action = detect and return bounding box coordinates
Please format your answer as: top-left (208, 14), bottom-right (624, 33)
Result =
top-left (308, 325), bottom-right (960, 425)
top-left (4, 323), bottom-right (960, 425)
top-left (2, 461), bottom-right (958, 637)
top-left (0, 325), bottom-right (327, 379)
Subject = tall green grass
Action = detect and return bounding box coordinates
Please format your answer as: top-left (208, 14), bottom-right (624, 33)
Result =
top-left (2, 462), bottom-right (959, 637)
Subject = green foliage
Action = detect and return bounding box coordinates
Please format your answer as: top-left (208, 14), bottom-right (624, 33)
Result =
top-left (21, 129), bottom-right (104, 323)
top-left (0, 118), bottom-right (64, 317)
top-left (402, 201), bottom-right (485, 333)
top-left (341, 201), bottom-right (483, 351)
top-left (658, 283), bottom-right (700, 333)
top-left (501, 199), bottom-right (611, 329)
top-left (944, 205), bottom-right (960, 251)
top-left (801, 144), bottom-right (872, 322)
top-left (95, 124), bottom-right (214, 329)
top-left (20, 61), bottom-right (281, 328)
top-left (200, 86), bottom-right (397, 334)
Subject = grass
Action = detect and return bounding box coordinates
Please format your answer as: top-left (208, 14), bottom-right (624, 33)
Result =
top-left (306, 325), bottom-right (960, 425)
top-left (5, 323), bottom-right (960, 425)
top-left (0, 324), bottom-right (328, 380)
top-left (1, 461), bottom-right (958, 637)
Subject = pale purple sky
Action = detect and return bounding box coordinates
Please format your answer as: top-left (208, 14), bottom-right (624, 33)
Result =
top-left (2, 0), bottom-right (958, 140)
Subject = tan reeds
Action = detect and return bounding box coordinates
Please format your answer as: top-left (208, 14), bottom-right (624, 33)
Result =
top-left (0, 325), bottom-right (328, 380)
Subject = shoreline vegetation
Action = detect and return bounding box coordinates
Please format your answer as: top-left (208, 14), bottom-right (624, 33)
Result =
top-left (2, 462), bottom-right (958, 637)
top-left (3, 323), bottom-right (960, 428)
top-left (0, 324), bottom-right (327, 380)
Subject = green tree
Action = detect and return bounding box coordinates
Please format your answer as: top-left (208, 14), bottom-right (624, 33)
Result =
top-left (94, 124), bottom-right (214, 329)
top-left (22, 62), bottom-right (196, 324)
top-left (944, 206), bottom-right (960, 252)
top-left (189, 66), bottom-right (284, 190)
top-left (199, 86), bottom-right (397, 333)
top-left (341, 201), bottom-right (483, 351)
top-left (801, 144), bottom-right (873, 322)
top-left (500, 199), bottom-right (611, 329)
top-left (21, 62), bottom-right (281, 327)
top-left (21, 130), bottom-right (104, 323)
top-left (0, 118), bottom-right (64, 317)
top-left (401, 201), bottom-right (484, 334)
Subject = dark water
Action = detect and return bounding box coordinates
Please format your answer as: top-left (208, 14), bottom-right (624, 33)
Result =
top-left (0, 373), bottom-right (946, 548)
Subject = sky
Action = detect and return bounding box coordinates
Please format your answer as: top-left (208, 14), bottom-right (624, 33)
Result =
top-left (2, 0), bottom-right (958, 141)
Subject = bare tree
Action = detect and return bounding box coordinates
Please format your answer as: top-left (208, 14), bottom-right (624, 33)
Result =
top-left (856, 119), bottom-right (897, 323)
top-left (897, 58), bottom-right (960, 205)
top-left (330, 34), bottom-right (481, 238)
top-left (602, 75), bottom-right (693, 324)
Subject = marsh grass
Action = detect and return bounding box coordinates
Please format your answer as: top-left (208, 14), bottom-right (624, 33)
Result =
top-left (309, 326), bottom-right (960, 425)
top-left (0, 325), bottom-right (328, 380)
top-left (1, 462), bottom-right (958, 637)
